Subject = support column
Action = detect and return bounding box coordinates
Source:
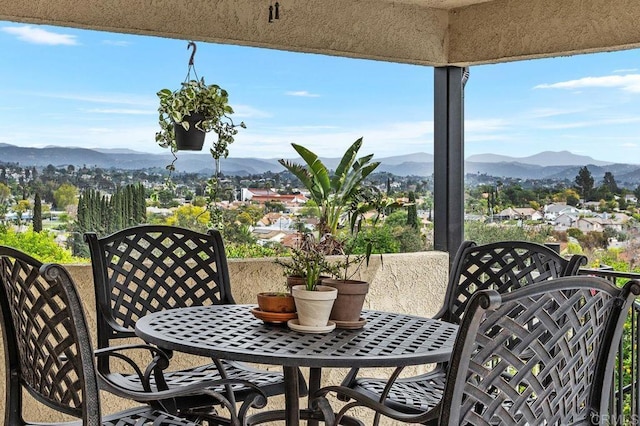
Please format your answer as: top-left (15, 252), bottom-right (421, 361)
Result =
top-left (433, 66), bottom-right (468, 264)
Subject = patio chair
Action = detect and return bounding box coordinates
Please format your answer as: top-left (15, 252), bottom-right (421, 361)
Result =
top-left (339, 240), bottom-right (587, 416)
top-left (85, 225), bottom-right (306, 421)
top-left (0, 246), bottom-right (266, 425)
top-left (314, 275), bottom-right (640, 425)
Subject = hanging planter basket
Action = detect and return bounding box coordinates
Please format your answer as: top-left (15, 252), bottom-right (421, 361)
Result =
top-left (174, 113), bottom-right (206, 151)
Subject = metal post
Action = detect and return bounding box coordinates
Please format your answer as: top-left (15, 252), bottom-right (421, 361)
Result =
top-left (434, 66), bottom-right (467, 265)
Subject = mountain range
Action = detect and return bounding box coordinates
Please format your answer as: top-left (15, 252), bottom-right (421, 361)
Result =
top-left (1, 143), bottom-right (639, 185)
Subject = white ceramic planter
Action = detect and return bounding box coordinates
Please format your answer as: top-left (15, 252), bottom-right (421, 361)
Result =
top-left (291, 285), bottom-right (337, 327)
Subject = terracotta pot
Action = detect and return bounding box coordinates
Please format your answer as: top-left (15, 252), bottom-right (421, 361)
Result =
top-left (321, 279), bottom-right (370, 323)
top-left (291, 285), bottom-right (337, 327)
top-left (257, 292), bottom-right (296, 313)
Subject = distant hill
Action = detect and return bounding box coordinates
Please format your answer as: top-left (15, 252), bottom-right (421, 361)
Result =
top-left (466, 150), bottom-right (614, 167)
top-left (0, 144), bottom-right (639, 185)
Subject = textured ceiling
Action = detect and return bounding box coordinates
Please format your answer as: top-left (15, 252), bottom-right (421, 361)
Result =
top-left (1, 0), bottom-right (639, 66)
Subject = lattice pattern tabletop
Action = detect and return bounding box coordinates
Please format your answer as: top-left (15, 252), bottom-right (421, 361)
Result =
top-left (136, 305), bottom-right (457, 369)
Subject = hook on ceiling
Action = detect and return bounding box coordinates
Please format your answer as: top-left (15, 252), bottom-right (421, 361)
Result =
top-left (269, 2), bottom-right (280, 23)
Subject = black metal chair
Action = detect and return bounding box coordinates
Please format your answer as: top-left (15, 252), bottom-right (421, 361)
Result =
top-left (339, 240), bottom-right (588, 417)
top-left (315, 275), bottom-right (640, 425)
top-left (85, 225), bottom-right (306, 421)
top-left (0, 245), bottom-right (266, 425)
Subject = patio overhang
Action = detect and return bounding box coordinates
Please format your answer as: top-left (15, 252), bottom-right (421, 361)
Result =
top-left (1, 0), bottom-right (639, 67)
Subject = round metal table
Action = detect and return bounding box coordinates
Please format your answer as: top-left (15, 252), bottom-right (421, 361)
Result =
top-left (136, 304), bottom-right (458, 425)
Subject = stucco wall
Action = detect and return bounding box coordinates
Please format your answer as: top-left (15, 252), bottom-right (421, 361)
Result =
top-left (0, 251), bottom-right (449, 424)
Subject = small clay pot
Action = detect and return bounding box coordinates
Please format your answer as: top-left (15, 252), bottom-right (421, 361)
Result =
top-left (257, 292), bottom-right (296, 313)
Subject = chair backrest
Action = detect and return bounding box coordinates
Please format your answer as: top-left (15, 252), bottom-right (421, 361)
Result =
top-left (436, 240), bottom-right (587, 325)
top-left (0, 246), bottom-right (101, 425)
top-left (439, 275), bottom-right (640, 425)
top-left (85, 225), bottom-right (234, 352)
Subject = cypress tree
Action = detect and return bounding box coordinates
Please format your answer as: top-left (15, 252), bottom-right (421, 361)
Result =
top-left (33, 193), bottom-right (43, 232)
top-left (407, 191), bottom-right (419, 229)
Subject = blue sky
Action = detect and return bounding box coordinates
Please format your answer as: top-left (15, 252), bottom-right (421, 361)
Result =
top-left (0, 21), bottom-right (639, 163)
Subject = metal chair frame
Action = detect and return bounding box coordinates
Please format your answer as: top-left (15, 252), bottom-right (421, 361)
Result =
top-left (0, 245), bottom-right (265, 425)
top-left (316, 276), bottom-right (640, 425)
top-left (340, 240), bottom-right (588, 417)
top-left (84, 225), bottom-right (305, 421)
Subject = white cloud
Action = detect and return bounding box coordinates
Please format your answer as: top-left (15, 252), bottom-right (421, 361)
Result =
top-left (23, 91), bottom-right (155, 107)
top-left (232, 105), bottom-right (272, 119)
top-left (285, 91), bottom-right (321, 97)
top-left (534, 74), bottom-right (640, 93)
top-left (83, 108), bottom-right (155, 115)
top-left (613, 68), bottom-right (637, 73)
top-left (1, 25), bottom-right (78, 45)
top-left (539, 116), bottom-right (640, 130)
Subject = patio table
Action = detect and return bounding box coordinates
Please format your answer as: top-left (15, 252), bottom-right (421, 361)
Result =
top-left (135, 304), bottom-right (458, 426)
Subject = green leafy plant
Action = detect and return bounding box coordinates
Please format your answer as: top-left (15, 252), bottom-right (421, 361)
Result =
top-left (274, 233), bottom-right (340, 291)
top-left (155, 42), bottom-right (245, 230)
top-left (278, 137), bottom-right (380, 235)
top-left (155, 78), bottom-right (245, 156)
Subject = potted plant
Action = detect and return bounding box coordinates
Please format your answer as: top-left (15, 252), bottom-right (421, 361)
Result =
top-left (275, 233), bottom-right (339, 331)
top-left (279, 139), bottom-right (394, 327)
top-left (278, 137), bottom-right (380, 236)
top-left (252, 289), bottom-right (298, 325)
top-left (274, 232), bottom-right (340, 291)
top-left (156, 41), bottom-right (244, 230)
top-left (156, 77), bottom-right (245, 152)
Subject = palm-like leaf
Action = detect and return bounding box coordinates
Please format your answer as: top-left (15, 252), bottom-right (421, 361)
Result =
top-left (331, 138), bottom-right (362, 192)
top-left (279, 138), bottom-right (380, 235)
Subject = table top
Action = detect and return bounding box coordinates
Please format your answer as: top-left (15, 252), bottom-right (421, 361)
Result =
top-left (135, 304), bottom-right (458, 368)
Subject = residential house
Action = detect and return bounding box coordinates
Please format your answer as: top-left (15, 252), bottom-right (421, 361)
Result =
top-left (577, 217), bottom-right (604, 233)
top-left (554, 213), bottom-right (577, 230)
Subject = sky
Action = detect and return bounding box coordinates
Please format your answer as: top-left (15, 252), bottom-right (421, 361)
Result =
top-left (0, 21), bottom-right (639, 163)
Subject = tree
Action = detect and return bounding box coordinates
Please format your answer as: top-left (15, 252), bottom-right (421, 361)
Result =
top-left (574, 166), bottom-right (594, 201)
top-left (406, 192), bottom-right (419, 229)
top-left (602, 171), bottom-right (618, 194)
top-left (54, 183), bottom-right (78, 209)
top-left (33, 193), bottom-right (43, 232)
top-left (0, 182), bottom-right (10, 206)
top-left (13, 199), bottom-right (31, 225)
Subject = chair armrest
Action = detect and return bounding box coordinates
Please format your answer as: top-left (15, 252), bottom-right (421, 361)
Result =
top-left (313, 385), bottom-right (440, 426)
top-left (94, 343), bottom-right (172, 392)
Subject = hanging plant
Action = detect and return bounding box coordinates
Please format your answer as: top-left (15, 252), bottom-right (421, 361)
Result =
top-left (155, 41), bottom-right (245, 229)
top-left (156, 42), bottom-right (245, 154)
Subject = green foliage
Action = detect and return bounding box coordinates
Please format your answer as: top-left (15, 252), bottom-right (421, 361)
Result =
top-left (406, 191), bottom-right (419, 228)
top-left (225, 243), bottom-right (281, 259)
top-left (53, 183), bottom-right (78, 209)
top-left (278, 138), bottom-right (380, 235)
top-left (156, 78), bottom-right (245, 155)
top-left (384, 210), bottom-right (409, 228)
top-left (274, 233), bottom-right (340, 290)
top-left (567, 228), bottom-right (583, 239)
top-left (464, 221), bottom-right (552, 245)
top-left (565, 241), bottom-right (583, 254)
top-left (574, 166), bottom-right (594, 201)
top-left (73, 183), bottom-right (147, 256)
top-left (345, 226), bottom-right (400, 255)
top-left (165, 204), bottom-right (210, 233)
top-left (0, 228), bottom-right (78, 263)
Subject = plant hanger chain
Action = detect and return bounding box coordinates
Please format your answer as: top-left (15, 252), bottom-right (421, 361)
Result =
top-left (184, 41), bottom-right (200, 83)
